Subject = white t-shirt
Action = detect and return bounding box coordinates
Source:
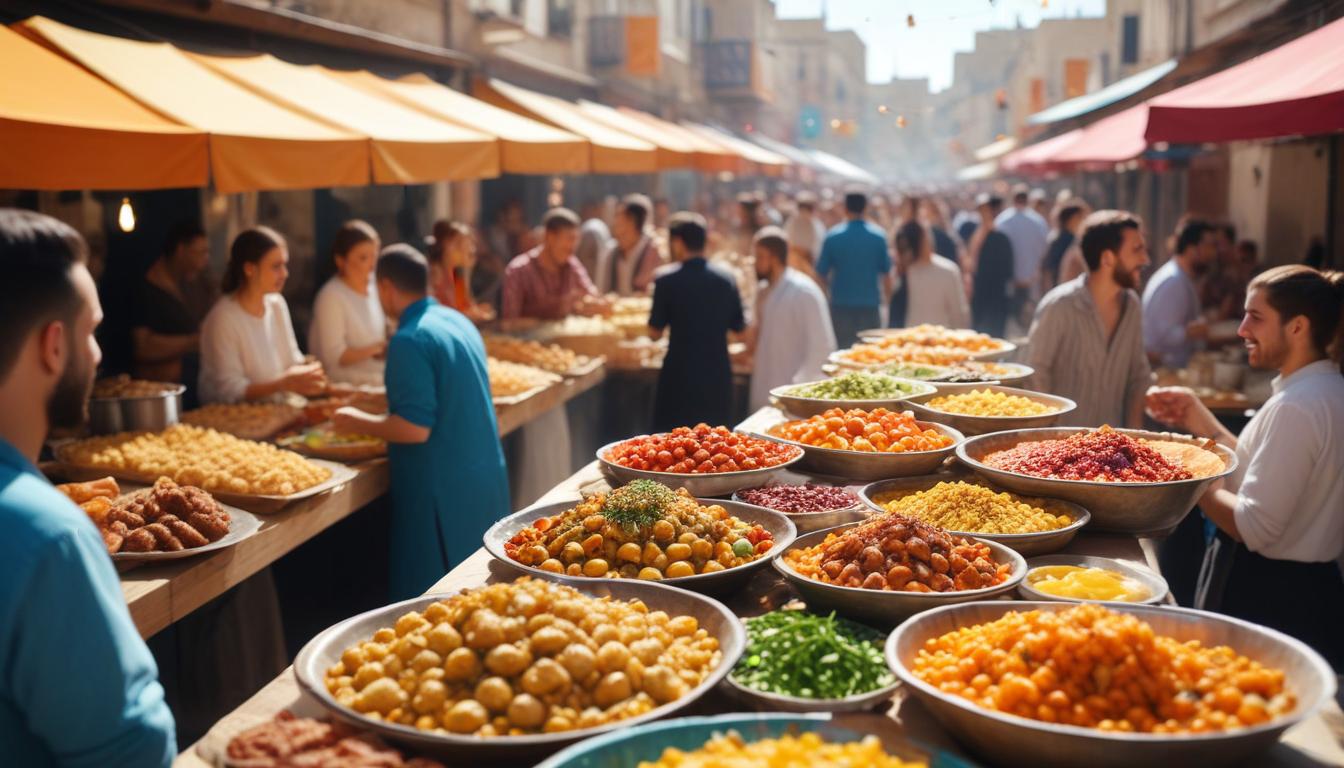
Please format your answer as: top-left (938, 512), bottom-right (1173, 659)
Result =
top-left (749, 268), bottom-right (837, 410)
top-left (198, 293), bottom-right (304, 404)
top-left (900, 255), bottom-right (970, 329)
top-left (308, 276), bottom-right (387, 386)
top-left (784, 213), bottom-right (827, 259)
top-left (1229, 359), bottom-right (1344, 572)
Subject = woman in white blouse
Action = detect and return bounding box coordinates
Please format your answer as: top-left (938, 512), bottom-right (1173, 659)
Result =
top-left (308, 220), bottom-right (387, 385)
top-left (199, 226), bottom-right (326, 403)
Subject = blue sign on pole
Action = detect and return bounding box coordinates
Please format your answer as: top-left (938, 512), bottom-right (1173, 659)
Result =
top-left (799, 104), bottom-right (823, 140)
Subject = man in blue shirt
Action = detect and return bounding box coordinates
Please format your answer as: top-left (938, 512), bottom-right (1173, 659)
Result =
top-left (333, 245), bottom-right (510, 600)
top-left (1142, 217), bottom-right (1216, 368)
top-left (0, 209), bottom-right (176, 766)
top-left (815, 191), bottom-right (892, 346)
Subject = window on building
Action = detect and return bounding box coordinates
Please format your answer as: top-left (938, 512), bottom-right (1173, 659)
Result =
top-left (697, 6), bottom-right (712, 42)
top-left (1121, 15), bottom-right (1140, 64)
top-left (836, 79), bottom-right (846, 102)
top-left (510, 0), bottom-right (525, 17)
top-left (548, 0), bottom-right (572, 38)
top-left (797, 52), bottom-right (807, 82)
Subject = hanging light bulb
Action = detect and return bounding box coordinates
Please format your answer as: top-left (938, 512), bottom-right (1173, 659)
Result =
top-left (896, 115), bottom-right (907, 128)
top-left (117, 197), bottom-right (135, 233)
top-left (906, 14), bottom-right (916, 28)
top-left (877, 104), bottom-right (890, 114)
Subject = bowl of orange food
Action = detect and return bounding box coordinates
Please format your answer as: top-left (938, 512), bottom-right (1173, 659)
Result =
top-left (886, 601), bottom-right (1334, 768)
top-left (751, 407), bottom-right (963, 481)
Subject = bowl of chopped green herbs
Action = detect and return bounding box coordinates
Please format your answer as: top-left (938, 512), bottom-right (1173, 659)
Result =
top-left (771, 373), bottom-right (936, 418)
top-left (722, 609), bottom-right (899, 712)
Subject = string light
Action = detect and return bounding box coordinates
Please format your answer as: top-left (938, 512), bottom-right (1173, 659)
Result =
top-left (117, 197), bottom-right (135, 233)
top-left (877, 104), bottom-right (890, 114)
top-left (896, 116), bottom-right (907, 128)
top-left (906, 14), bottom-right (916, 28)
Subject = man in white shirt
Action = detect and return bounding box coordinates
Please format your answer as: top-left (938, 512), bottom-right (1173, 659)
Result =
top-left (890, 220), bottom-right (969, 329)
top-left (994, 184), bottom-right (1048, 322)
top-left (1147, 264), bottom-right (1344, 668)
top-left (1141, 217), bottom-right (1217, 368)
top-left (784, 192), bottom-right (827, 266)
top-left (747, 227), bottom-right (836, 410)
top-left (594, 194), bottom-right (660, 296)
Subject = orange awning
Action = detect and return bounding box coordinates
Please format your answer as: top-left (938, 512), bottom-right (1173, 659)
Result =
top-left (335, 71), bottom-right (589, 175)
top-left (574, 101), bottom-right (693, 170)
top-left (20, 16), bottom-right (367, 193)
top-left (0, 25), bottom-right (207, 190)
top-left (195, 55), bottom-right (499, 184)
top-left (679, 121), bottom-right (790, 176)
top-left (614, 108), bottom-right (743, 174)
top-left (473, 78), bottom-right (658, 174)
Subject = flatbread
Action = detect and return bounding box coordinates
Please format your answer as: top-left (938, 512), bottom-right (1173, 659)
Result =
top-left (1142, 439), bottom-right (1226, 479)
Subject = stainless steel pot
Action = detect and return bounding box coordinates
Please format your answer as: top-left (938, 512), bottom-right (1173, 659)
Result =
top-left (87, 386), bottom-right (186, 435)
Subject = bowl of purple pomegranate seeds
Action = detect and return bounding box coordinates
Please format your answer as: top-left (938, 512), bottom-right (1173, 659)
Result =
top-left (733, 483), bottom-right (868, 533)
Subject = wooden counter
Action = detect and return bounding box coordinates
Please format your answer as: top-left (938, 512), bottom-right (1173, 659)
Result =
top-left (176, 458), bottom-right (1344, 767)
top-left (495, 362), bottom-right (605, 437)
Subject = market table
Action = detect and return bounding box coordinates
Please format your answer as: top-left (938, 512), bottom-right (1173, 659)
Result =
top-left (495, 361), bottom-right (605, 437)
top-left (176, 458), bottom-right (1344, 767)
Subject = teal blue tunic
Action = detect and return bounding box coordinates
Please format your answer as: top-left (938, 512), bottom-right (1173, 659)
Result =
top-left (384, 298), bottom-right (511, 600)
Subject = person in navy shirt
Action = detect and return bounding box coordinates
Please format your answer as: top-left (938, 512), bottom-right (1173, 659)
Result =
top-left (0, 209), bottom-right (175, 766)
top-left (648, 213), bottom-right (745, 431)
top-left (815, 191), bottom-right (892, 346)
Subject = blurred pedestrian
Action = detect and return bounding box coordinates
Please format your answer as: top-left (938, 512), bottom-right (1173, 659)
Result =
top-left (595, 194), bottom-right (660, 296)
top-left (747, 227), bottom-right (834, 410)
top-left (995, 184), bottom-right (1049, 327)
top-left (1142, 217), bottom-right (1216, 368)
top-left (816, 191), bottom-right (892, 346)
top-left (969, 193), bottom-right (1014, 338)
top-left (1041, 199), bottom-right (1090, 293)
top-left (890, 220), bottom-right (969, 329)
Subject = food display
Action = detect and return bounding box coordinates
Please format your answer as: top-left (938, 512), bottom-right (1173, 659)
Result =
top-left (910, 603), bottom-right (1295, 733)
top-left (871, 481), bottom-right (1072, 535)
top-left (783, 513), bottom-right (1012, 593)
top-left (56, 476), bottom-right (230, 554)
top-left (533, 315), bottom-right (620, 340)
top-left (878, 361), bottom-right (1017, 383)
top-left (982, 426), bottom-right (1200, 482)
top-left (59, 423), bottom-right (332, 495)
top-left (923, 389), bottom-right (1058, 418)
top-left (867, 325), bottom-right (1010, 354)
top-left (488, 357), bottom-right (561, 399)
top-left (836, 343), bottom-right (974, 368)
top-left (484, 335), bottom-right (592, 375)
top-left (1025, 565), bottom-right (1152, 602)
top-left (731, 610), bottom-right (893, 700)
top-left (604, 425), bottom-right (798, 474)
top-left (738, 483), bottom-right (859, 514)
top-left (277, 425), bottom-right (386, 462)
top-left (785, 372), bottom-right (924, 401)
top-left (504, 481), bottom-right (774, 579)
top-left (182, 402), bottom-right (302, 441)
top-left (639, 731), bottom-right (923, 768)
top-left (1142, 438), bottom-right (1228, 479)
top-left (321, 577), bottom-right (722, 736)
top-left (768, 408), bottom-right (955, 453)
top-left (91, 375), bottom-right (179, 398)
top-left (224, 712), bottom-right (444, 767)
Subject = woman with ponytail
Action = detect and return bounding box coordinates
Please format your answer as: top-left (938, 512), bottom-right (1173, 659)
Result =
top-left (308, 220), bottom-right (387, 385)
top-left (1148, 264), bottom-right (1344, 668)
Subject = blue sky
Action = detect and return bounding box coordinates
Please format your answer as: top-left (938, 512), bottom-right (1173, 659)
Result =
top-left (774, 0), bottom-right (1108, 92)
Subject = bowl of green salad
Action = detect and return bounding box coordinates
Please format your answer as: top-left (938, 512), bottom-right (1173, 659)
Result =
top-left (771, 372), bottom-right (936, 418)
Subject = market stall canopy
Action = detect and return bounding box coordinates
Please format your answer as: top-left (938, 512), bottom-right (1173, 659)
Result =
top-left (1145, 17), bottom-right (1344, 143)
top-left (956, 160), bottom-right (999, 182)
top-left (973, 136), bottom-right (1018, 162)
top-left (338, 71), bottom-right (590, 175)
top-left (195, 54), bottom-right (499, 183)
top-left (679, 121), bottom-right (790, 176)
top-left (574, 101), bottom-right (693, 170)
top-left (748, 133), bottom-right (823, 174)
top-left (1001, 129), bottom-right (1084, 175)
top-left (1052, 103), bottom-right (1149, 169)
top-left (0, 25), bottom-right (207, 190)
top-left (614, 108), bottom-right (743, 174)
top-left (474, 78), bottom-right (658, 174)
top-left (19, 16), bottom-right (367, 193)
top-left (1027, 59), bottom-right (1176, 126)
top-left (806, 148), bottom-right (879, 185)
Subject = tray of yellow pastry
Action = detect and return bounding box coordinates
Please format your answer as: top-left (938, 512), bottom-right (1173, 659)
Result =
top-left (276, 423), bottom-right (387, 463)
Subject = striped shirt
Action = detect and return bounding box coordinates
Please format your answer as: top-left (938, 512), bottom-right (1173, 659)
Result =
top-left (500, 247), bottom-right (598, 321)
top-left (1026, 274), bottom-right (1151, 427)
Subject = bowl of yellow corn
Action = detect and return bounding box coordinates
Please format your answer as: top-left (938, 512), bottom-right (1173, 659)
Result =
top-left (904, 385), bottom-right (1075, 436)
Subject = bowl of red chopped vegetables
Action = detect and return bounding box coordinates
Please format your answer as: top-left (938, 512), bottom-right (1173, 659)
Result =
top-left (956, 427), bottom-right (1237, 535)
top-left (732, 483), bottom-right (870, 534)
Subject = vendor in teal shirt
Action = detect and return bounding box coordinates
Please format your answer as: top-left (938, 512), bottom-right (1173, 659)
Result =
top-left (334, 244), bottom-right (510, 600)
top-left (0, 209), bottom-right (175, 766)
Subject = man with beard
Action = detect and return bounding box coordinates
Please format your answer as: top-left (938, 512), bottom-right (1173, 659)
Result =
top-left (1025, 211), bottom-right (1151, 427)
top-left (1142, 217), bottom-right (1216, 368)
top-left (0, 209), bottom-right (175, 765)
top-left (1147, 265), bottom-right (1344, 669)
top-left (746, 227), bottom-right (835, 411)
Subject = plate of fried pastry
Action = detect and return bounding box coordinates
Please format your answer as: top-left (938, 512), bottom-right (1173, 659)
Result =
top-left (57, 476), bottom-right (262, 562)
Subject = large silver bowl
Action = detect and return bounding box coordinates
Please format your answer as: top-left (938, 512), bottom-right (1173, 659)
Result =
top-left (956, 427), bottom-right (1238, 536)
top-left (87, 384), bottom-right (186, 435)
top-left (1017, 554), bottom-right (1168, 605)
top-left (483, 498), bottom-right (797, 595)
top-left (886, 601), bottom-right (1336, 768)
top-left (772, 524), bottom-right (1027, 626)
top-left (905, 386), bottom-right (1076, 436)
top-left (596, 440), bottom-right (804, 498)
top-left (294, 577), bottom-right (746, 761)
top-left (859, 475), bottom-right (1090, 556)
top-left (749, 419), bottom-right (963, 482)
top-left (731, 487), bottom-right (869, 534)
top-left (721, 668), bottom-right (899, 713)
top-left (769, 377), bottom-right (936, 418)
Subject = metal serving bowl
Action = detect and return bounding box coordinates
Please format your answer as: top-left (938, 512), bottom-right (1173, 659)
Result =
top-left (87, 385), bottom-right (186, 435)
top-left (293, 577), bottom-right (746, 761)
top-left (859, 475), bottom-right (1090, 557)
top-left (1017, 554), bottom-right (1169, 605)
top-left (721, 669), bottom-right (900, 714)
top-left (731, 487), bottom-right (869, 534)
top-left (769, 378), bottom-right (936, 418)
top-left (596, 440), bottom-right (805, 498)
top-left (772, 524), bottom-right (1027, 627)
top-left (886, 601), bottom-right (1336, 768)
top-left (922, 361), bottom-right (1036, 394)
top-left (956, 427), bottom-right (1238, 536)
top-left (483, 498), bottom-right (797, 595)
top-left (904, 386), bottom-right (1076, 436)
top-left (749, 419), bottom-right (963, 482)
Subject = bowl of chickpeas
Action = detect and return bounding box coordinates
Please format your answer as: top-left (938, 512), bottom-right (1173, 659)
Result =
top-left (752, 408), bottom-right (964, 482)
top-left (886, 601), bottom-right (1336, 768)
top-left (486, 483), bottom-right (797, 594)
top-left (294, 576), bottom-right (745, 760)
top-left (904, 386), bottom-right (1076, 436)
